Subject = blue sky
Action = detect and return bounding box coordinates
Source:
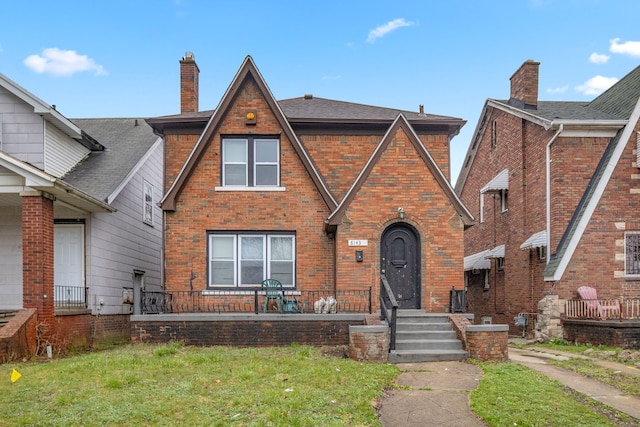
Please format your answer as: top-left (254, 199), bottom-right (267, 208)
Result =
top-left (2, 0), bottom-right (640, 183)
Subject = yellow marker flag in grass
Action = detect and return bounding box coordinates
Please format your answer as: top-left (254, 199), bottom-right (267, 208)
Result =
top-left (11, 369), bottom-right (21, 383)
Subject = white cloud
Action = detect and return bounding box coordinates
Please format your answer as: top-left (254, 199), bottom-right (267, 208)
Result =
top-left (546, 85), bottom-right (568, 94)
top-left (589, 52), bottom-right (610, 64)
top-left (366, 18), bottom-right (414, 43)
top-left (575, 75), bottom-right (618, 96)
top-left (24, 48), bottom-right (107, 77)
top-left (609, 38), bottom-right (640, 57)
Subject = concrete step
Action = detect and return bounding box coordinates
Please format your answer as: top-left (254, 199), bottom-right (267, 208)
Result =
top-left (396, 321), bottom-right (452, 331)
top-left (388, 349), bottom-right (469, 363)
top-left (395, 339), bottom-right (463, 351)
top-left (396, 330), bottom-right (457, 341)
top-left (389, 310), bottom-right (468, 363)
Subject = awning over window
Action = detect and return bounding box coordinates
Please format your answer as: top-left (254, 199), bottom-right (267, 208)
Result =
top-left (485, 244), bottom-right (505, 259)
top-left (520, 230), bottom-right (547, 250)
top-left (480, 168), bottom-right (509, 194)
top-left (464, 250), bottom-right (491, 271)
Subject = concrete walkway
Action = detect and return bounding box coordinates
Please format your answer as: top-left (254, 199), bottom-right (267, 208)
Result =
top-left (509, 347), bottom-right (640, 419)
top-left (377, 360), bottom-right (487, 426)
top-left (378, 347), bottom-right (640, 426)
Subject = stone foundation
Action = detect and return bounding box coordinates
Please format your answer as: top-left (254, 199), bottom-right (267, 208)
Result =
top-left (535, 294), bottom-right (564, 342)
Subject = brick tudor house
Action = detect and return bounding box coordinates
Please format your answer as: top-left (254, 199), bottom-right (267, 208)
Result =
top-left (456, 60), bottom-right (640, 344)
top-left (0, 73), bottom-right (163, 361)
top-left (143, 54), bottom-right (473, 329)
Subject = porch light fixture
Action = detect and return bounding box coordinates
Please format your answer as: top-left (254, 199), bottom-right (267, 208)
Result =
top-left (245, 111), bottom-right (257, 125)
top-left (397, 207), bottom-right (405, 219)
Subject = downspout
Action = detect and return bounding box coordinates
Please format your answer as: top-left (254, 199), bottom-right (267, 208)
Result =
top-left (545, 124), bottom-right (563, 262)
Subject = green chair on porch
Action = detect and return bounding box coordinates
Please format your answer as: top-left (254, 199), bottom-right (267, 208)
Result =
top-left (261, 279), bottom-right (283, 313)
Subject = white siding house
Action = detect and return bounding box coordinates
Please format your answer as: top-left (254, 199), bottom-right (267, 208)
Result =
top-left (0, 72), bottom-right (163, 325)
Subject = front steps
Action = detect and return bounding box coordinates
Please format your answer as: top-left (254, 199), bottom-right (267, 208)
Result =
top-left (388, 310), bottom-right (468, 363)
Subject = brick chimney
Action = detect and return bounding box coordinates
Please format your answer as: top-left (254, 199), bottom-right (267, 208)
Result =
top-left (509, 60), bottom-right (540, 109)
top-left (180, 52), bottom-right (199, 114)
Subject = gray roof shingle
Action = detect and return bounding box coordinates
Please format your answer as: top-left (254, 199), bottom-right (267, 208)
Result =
top-left (63, 118), bottom-right (159, 202)
top-left (148, 96), bottom-right (465, 125)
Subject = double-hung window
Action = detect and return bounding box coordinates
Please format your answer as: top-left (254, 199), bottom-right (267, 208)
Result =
top-left (209, 233), bottom-right (295, 287)
top-left (625, 232), bottom-right (640, 276)
top-left (222, 136), bottom-right (279, 187)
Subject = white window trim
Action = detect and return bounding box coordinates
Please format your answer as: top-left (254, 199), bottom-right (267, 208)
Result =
top-left (222, 138), bottom-right (248, 186)
top-left (222, 137), bottom-right (280, 188)
top-left (215, 186), bottom-right (285, 192)
top-left (143, 180), bottom-right (153, 226)
top-left (500, 189), bottom-right (508, 213)
top-left (208, 233), bottom-right (295, 288)
top-left (254, 138), bottom-right (280, 187)
top-left (479, 193), bottom-right (485, 223)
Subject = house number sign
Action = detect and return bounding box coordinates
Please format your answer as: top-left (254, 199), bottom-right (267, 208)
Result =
top-left (348, 240), bottom-right (368, 247)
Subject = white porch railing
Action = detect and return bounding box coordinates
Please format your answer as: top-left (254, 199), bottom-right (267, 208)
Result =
top-left (565, 298), bottom-right (640, 320)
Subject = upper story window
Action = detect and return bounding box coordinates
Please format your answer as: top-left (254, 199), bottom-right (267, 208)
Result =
top-left (500, 189), bottom-right (508, 212)
top-left (143, 180), bottom-right (153, 226)
top-left (208, 232), bottom-right (295, 288)
top-left (491, 120), bottom-right (497, 149)
top-left (222, 136), bottom-right (279, 187)
top-left (625, 232), bottom-right (640, 276)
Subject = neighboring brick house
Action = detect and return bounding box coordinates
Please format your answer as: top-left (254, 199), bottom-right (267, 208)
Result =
top-left (0, 73), bottom-right (163, 358)
top-left (455, 60), bottom-right (640, 331)
top-left (147, 53), bottom-right (473, 313)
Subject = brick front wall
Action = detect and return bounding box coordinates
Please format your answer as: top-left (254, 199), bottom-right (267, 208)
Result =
top-left (554, 121), bottom-right (640, 299)
top-left (334, 126), bottom-right (464, 312)
top-left (563, 319), bottom-right (640, 348)
top-left (164, 78), bottom-right (334, 293)
top-left (55, 313), bottom-right (131, 352)
top-left (458, 106), bottom-right (637, 333)
top-left (131, 318), bottom-right (359, 347)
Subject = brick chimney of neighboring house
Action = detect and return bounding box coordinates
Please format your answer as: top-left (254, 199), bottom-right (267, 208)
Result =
top-left (509, 60), bottom-right (540, 109)
top-left (180, 52), bottom-right (199, 114)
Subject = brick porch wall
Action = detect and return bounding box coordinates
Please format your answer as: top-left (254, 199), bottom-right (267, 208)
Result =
top-left (131, 315), bottom-right (364, 347)
top-left (0, 309), bottom-right (37, 363)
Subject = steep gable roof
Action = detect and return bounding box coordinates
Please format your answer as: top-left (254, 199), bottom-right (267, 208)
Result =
top-left (65, 118), bottom-right (161, 203)
top-left (160, 56), bottom-right (337, 211)
top-left (328, 113), bottom-right (474, 226)
top-left (588, 64), bottom-right (640, 119)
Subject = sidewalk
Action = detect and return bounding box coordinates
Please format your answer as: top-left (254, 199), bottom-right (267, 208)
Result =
top-left (378, 360), bottom-right (486, 426)
top-left (378, 346), bottom-right (640, 426)
top-left (508, 346), bottom-right (640, 419)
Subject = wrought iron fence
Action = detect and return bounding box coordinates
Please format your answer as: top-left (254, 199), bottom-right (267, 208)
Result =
top-left (54, 285), bottom-right (87, 309)
top-left (141, 288), bottom-right (372, 315)
top-left (565, 298), bottom-right (640, 320)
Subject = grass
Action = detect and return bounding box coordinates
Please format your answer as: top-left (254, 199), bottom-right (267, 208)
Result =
top-left (0, 343), bottom-right (398, 426)
top-left (470, 362), bottom-right (635, 426)
top-left (4, 342), bottom-right (640, 426)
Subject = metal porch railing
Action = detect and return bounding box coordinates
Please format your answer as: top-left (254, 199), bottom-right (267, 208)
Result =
top-left (54, 285), bottom-right (87, 309)
top-left (141, 288), bottom-right (372, 315)
top-left (379, 274), bottom-right (398, 351)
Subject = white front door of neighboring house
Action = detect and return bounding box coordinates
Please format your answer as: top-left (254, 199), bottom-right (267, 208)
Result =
top-left (54, 224), bottom-right (85, 305)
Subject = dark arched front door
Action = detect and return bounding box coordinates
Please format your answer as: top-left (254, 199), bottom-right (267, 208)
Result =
top-left (380, 223), bottom-right (420, 309)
